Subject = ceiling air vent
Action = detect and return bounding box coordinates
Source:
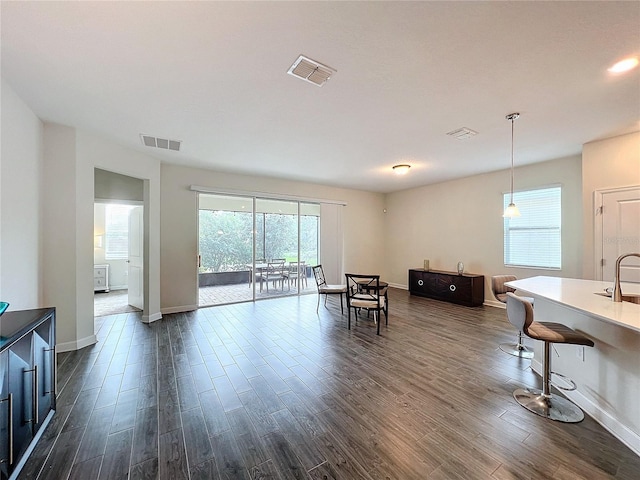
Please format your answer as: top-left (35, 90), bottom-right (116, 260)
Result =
top-left (287, 55), bottom-right (336, 87)
top-left (140, 134), bottom-right (181, 151)
top-left (446, 127), bottom-right (478, 140)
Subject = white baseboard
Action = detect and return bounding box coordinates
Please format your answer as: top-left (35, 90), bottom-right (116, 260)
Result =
top-left (161, 304), bottom-right (197, 315)
top-left (142, 311), bottom-right (163, 324)
top-left (388, 282), bottom-right (407, 290)
top-left (484, 299), bottom-right (505, 309)
top-left (531, 360), bottom-right (640, 457)
top-left (56, 334), bottom-right (97, 353)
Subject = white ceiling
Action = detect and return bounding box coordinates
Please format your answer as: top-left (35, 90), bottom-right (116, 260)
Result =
top-left (2, 1), bottom-right (639, 193)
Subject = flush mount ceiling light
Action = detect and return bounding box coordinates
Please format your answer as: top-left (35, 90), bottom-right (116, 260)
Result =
top-left (393, 164), bottom-right (411, 175)
top-left (140, 134), bottom-right (181, 151)
top-left (503, 113), bottom-right (521, 218)
top-left (608, 57), bottom-right (639, 74)
top-left (287, 55), bottom-right (336, 87)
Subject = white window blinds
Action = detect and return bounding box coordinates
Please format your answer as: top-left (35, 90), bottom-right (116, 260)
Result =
top-left (105, 204), bottom-right (135, 260)
top-left (504, 186), bottom-right (561, 269)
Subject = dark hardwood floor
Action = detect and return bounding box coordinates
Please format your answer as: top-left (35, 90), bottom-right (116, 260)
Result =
top-left (20, 289), bottom-right (639, 479)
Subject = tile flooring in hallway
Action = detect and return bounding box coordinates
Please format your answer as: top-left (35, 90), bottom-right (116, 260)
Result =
top-left (21, 289), bottom-right (640, 479)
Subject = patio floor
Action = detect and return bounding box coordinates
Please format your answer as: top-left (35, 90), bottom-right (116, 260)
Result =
top-left (199, 277), bottom-right (317, 306)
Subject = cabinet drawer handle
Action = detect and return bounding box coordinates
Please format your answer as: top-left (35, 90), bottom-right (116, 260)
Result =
top-left (417, 279), bottom-right (424, 286)
top-left (33, 364), bottom-right (39, 427)
top-left (0, 393), bottom-right (13, 465)
top-left (44, 347), bottom-right (55, 395)
top-left (24, 365), bottom-right (38, 429)
top-left (449, 284), bottom-right (456, 292)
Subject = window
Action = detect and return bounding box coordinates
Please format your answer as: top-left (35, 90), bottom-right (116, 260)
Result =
top-left (105, 204), bottom-right (135, 260)
top-left (504, 186), bottom-right (561, 269)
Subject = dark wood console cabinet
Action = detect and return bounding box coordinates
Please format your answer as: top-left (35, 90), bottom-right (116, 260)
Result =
top-left (0, 308), bottom-right (56, 480)
top-left (409, 269), bottom-right (484, 307)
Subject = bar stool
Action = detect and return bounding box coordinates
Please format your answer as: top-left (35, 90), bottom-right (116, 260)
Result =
top-left (506, 293), bottom-right (594, 423)
top-left (491, 275), bottom-right (534, 359)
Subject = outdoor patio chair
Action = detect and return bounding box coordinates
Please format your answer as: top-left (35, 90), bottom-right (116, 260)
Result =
top-left (286, 261), bottom-right (308, 289)
top-left (261, 261), bottom-right (286, 292)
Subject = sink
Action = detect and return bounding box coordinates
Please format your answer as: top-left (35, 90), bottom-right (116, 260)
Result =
top-left (594, 292), bottom-right (640, 304)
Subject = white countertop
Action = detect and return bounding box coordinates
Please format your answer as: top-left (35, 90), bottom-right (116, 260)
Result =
top-left (506, 276), bottom-right (640, 333)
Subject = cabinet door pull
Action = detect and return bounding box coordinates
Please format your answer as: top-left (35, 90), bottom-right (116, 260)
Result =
top-left (0, 393), bottom-right (14, 465)
top-left (24, 365), bottom-right (38, 429)
top-left (33, 364), bottom-right (39, 427)
top-left (44, 347), bottom-right (55, 395)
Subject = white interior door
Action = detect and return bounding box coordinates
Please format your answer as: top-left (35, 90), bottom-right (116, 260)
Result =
top-left (600, 187), bottom-right (640, 282)
top-left (128, 206), bottom-right (144, 309)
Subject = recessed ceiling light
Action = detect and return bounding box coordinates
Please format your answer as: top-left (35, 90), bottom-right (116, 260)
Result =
top-left (608, 57), bottom-right (639, 74)
top-left (393, 164), bottom-right (411, 175)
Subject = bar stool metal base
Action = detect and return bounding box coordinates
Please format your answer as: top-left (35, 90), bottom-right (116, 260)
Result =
top-left (499, 342), bottom-right (534, 359)
top-left (500, 330), bottom-right (534, 359)
top-left (513, 388), bottom-right (584, 423)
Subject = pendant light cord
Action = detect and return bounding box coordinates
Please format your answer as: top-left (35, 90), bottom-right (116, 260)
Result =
top-left (510, 117), bottom-right (514, 203)
top-left (505, 112), bottom-right (519, 205)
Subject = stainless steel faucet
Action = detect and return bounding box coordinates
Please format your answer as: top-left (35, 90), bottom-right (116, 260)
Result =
top-left (613, 253), bottom-right (640, 302)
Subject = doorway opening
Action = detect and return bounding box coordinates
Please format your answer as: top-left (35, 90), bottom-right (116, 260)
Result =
top-left (94, 202), bottom-right (144, 316)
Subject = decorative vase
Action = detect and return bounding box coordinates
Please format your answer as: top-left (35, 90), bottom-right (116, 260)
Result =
top-left (423, 259), bottom-right (430, 271)
top-left (457, 262), bottom-right (464, 275)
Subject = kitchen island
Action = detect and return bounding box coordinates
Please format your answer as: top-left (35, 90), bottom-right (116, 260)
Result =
top-left (506, 276), bottom-right (640, 456)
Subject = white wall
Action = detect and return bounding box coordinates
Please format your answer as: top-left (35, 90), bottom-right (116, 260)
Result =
top-left (0, 78), bottom-right (43, 308)
top-left (160, 164), bottom-right (385, 312)
top-left (582, 131), bottom-right (640, 280)
top-left (42, 123), bottom-right (86, 350)
top-left (384, 155), bottom-right (583, 302)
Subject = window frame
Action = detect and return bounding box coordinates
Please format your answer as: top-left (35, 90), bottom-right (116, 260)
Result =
top-left (503, 185), bottom-right (562, 270)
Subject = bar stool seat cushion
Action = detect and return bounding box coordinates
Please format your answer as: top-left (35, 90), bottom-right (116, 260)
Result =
top-left (526, 321), bottom-right (595, 347)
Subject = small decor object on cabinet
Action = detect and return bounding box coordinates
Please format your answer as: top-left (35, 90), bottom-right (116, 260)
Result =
top-left (457, 262), bottom-right (464, 275)
top-left (423, 259), bottom-right (430, 271)
top-left (0, 301), bottom-right (7, 334)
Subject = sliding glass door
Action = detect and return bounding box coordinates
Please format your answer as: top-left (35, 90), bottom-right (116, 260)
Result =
top-left (300, 202), bottom-right (320, 290)
top-left (198, 194), bottom-right (254, 306)
top-left (198, 193), bottom-right (319, 306)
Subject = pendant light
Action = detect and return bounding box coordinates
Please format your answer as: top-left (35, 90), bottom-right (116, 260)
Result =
top-left (503, 112), bottom-right (521, 217)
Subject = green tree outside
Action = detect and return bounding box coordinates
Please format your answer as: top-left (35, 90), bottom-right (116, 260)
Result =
top-left (199, 210), bottom-right (318, 273)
